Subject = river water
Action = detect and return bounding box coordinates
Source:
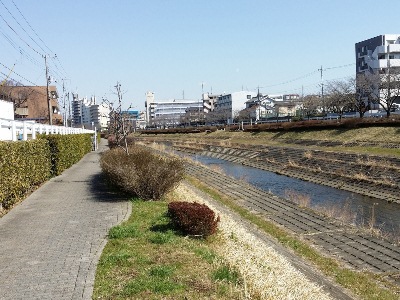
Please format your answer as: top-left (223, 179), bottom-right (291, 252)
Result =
top-left (186, 153), bottom-right (400, 236)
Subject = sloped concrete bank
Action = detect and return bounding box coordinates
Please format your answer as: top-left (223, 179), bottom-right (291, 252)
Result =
top-left (158, 140), bottom-right (400, 204)
top-left (183, 162), bottom-right (400, 285)
top-left (137, 135), bottom-right (400, 203)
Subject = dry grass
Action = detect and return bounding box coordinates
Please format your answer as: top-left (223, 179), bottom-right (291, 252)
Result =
top-left (174, 183), bottom-right (333, 299)
top-left (286, 159), bottom-right (300, 168)
top-left (284, 190), bottom-right (311, 208)
top-left (353, 172), bottom-right (369, 181)
top-left (304, 150), bottom-right (313, 159)
top-left (314, 200), bottom-right (357, 226)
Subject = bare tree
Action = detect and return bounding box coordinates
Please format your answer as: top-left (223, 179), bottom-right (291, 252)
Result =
top-left (358, 68), bottom-right (400, 117)
top-left (301, 95), bottom-right (321, 120)
top-left (325, 78), bottom-right (355, 120)
top-left (106, 83), bottom-right (131, 154)
top-left (352, 75), bottom-right (371, 118)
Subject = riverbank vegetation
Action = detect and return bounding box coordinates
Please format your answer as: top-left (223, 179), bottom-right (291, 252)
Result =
top-left (185, 176), bottom-right (400, 300)
top-left (136, 125), bottom-right (400, 157)
top-left (94, 185), bottom-right (335, 299)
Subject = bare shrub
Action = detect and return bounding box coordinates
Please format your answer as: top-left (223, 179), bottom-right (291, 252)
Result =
top-left (286, 159), bottom-right (299, 168)
top-left (303, 150), bottom-right (313, 159)
top-left (353, 173), bottom-right (369, 181)
top-left (284, 190), bottom-right (311, 208)
top-left (168, 201), bottom-right (220, 237)
top-left (315, 200), bottom-right (357, 225)
top-left (100, 146), bottom-right (184, 200)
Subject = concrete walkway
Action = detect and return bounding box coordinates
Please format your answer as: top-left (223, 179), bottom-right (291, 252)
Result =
top-left (0, 140), bottom-right (131, 300)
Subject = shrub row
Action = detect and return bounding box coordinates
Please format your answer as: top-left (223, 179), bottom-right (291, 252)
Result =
top-left (100, 145), bottom-right (185, 200)
top-left (41, 134), bottom-right (93, 175)
top-left (168, 201), bottom-right (220, 237)
top-left (0, 134), bottom-right (93, 210)
top-left (0, 139), bottom-right (51, 209)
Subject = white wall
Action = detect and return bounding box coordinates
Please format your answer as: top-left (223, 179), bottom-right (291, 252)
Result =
top-left (0, 100), bottom-right (14, 119)
top-left (231, 91), bottom-right (257, 112)
top-left (0, 100), bottom-right (14, 140)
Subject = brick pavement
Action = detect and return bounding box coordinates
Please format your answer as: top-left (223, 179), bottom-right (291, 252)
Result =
top-left (0, 139), bottom-right (131, 300)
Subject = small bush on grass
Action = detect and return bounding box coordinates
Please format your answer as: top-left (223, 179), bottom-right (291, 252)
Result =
top-left (168, 201), bottom-right (220, 237)
top-left (100, 145), bottom-right (184, 200)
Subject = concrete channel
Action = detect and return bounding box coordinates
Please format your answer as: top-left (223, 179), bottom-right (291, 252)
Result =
top-left (140, 138), bottom-right (400, 286)
top-left (184, 162), bottom-right (400, 285)
top-left (170, 142), bottom-right (400, 204)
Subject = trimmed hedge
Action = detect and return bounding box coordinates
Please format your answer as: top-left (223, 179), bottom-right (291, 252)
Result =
top-left (40, 134), bottom-right (93, 175)
top-left (0, 139), bottom-right (51, 209)
top-left (0, 133), bottom-right (93, 210)
top-left (168, 201), bottom-right (220, 237)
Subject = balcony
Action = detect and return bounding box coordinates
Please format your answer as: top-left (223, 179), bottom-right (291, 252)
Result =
top-left (388, 44), bottom-right (400, 53)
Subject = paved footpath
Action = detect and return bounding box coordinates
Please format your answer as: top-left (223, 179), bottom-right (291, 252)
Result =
top-left (0, 140), bottom-right (131, 300)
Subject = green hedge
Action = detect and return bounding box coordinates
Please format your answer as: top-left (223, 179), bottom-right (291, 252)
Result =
top-left (0, 133), bottom-right (93, 210)
top-left (40, 134), bottom-right (93, 175)
top-left (0, 139), bottom-right (51, 209)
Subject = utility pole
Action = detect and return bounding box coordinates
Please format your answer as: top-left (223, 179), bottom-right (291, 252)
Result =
top-left (318, 65), bottom-right (325, 117)
top-left (67, 92), bottom-right (71, 127)
top-left (62, 79), bottom-right (66, 127)
top-left (44, 55), bottom-right (52, 125)
top-left (61, 78), bottom-right (71, 126)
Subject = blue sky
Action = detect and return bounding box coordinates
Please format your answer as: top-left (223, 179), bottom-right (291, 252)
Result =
top-left (1, 0), bottom-right (400, 111)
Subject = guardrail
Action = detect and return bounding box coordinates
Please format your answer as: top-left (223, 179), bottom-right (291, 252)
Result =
top-left (0, 118), bottom-right (95, 142)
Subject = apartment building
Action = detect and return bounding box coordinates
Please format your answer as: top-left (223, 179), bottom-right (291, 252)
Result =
top-left (355, 34), bottom-right (400, 110)
top-left (72, 94), bottom-right (110, 130)
top-left (145, 91), bottom-right (202, 127)
top-left (213, 91), bottom-right (257, 124)
top-left (0, 85), bottom-right (61, 124)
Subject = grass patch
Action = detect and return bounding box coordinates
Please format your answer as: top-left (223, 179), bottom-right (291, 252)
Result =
top-left (93, 199), bottom-right (242, 299)
top-left (186, 176), bottom-right (400, 300)
top-left (212, 265), bottom-right (240, 284)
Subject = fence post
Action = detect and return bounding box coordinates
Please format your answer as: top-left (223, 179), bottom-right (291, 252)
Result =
top-left (23, 121), bottom-right (28, 140)
top-left (32, 123), bottom-right (36, 140)
top-left (12, 121), bottom-right (17, 141)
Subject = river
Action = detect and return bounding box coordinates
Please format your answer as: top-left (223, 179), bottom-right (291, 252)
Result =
top-left (186, 153), bottom-right (400, 237)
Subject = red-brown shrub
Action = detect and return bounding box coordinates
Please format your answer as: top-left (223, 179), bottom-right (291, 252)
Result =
top-left (168, 201), bottom-right (220, 237)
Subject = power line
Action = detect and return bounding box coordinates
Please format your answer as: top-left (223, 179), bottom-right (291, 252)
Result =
top-left (0, 11), bottom-right (43, 56)
top-left (10, 0), bottom-right (53, 55)
top-left (0, 61), bottom-right (41, 86)
top-left (0, 0), bottom-right (47, 55)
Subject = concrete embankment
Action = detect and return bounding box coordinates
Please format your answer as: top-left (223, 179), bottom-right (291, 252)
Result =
top-left (144, 138), bottom-right (400, 204)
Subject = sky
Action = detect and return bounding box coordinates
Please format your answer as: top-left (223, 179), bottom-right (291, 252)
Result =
top-left (1, 0), bottom-right (400, 112)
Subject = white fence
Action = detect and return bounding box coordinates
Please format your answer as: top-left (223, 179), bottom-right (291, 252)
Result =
top-left (0, 118), bottom-right (95, 142)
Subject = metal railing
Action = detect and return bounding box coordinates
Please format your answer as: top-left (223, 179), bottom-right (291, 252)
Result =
top-left (0, 118), bottom-right (95, 142)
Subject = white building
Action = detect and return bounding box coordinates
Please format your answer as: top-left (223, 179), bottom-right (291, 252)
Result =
top-left (90, 103), bottom-right (110, 131)
top-left (356, 34), bottom-right (400, 74)
top-left (72, 94), bottom-right (110, 130)
top-left (356, 34), bottom-right (400, 110)
top-left (214, 91), bottom-right (257, 124)
top-left (145, 91), bottom-right (202, 127)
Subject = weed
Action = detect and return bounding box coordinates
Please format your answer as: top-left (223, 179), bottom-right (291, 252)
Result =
top-left (212, 265), bottom-right (240, 284)
top-left (100, 251), bottom-right (132, 267)
top-left (284, 189), bottom-right (311, 208)
top-left (149, 264), bottom-right (176, 278)
top-left (148, 231), bottom-right (175, 244)
top-left (304, 150), bottom-right (313, 159)
top-left (194, 247), bottom-right (217, 263)
top-left (108, 224), bottom-right (139, 239)
top-left (354, 172), bottom-right (369, 181)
